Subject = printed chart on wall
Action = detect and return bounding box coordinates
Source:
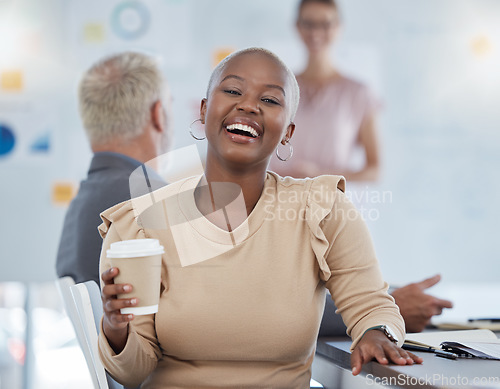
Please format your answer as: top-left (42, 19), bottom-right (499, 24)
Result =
top-left (0, 99), bottom-right (56, 164)
top-left (66, 0), bottom-right (192, 69)
top-left (0, 1), bottom-right (59, 165)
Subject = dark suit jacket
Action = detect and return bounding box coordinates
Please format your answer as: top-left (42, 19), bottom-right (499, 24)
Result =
top-left (319, 295), bottom-right (348, 337)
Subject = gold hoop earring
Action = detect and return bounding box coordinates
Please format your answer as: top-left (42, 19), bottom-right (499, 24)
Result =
top-left (189, 119), bottom-right (206, 141)
top-left (276, 141), bottom-right (293, 162)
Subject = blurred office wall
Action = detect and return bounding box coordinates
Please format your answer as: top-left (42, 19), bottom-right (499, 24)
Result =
top-left (0, 0), bottom-right (499, 285)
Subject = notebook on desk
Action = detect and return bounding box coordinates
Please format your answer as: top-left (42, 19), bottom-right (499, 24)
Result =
top-left (433, 320), bottom-right (500, 331)
top-left (405, 329), bottom-right (500, 360)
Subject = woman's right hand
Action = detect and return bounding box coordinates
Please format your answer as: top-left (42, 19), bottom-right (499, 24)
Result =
top-left (101, 267), bottom-right (138, 353)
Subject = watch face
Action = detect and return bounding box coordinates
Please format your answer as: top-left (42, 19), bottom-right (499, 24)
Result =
top-left (381, 325), bottom-right (398, 343)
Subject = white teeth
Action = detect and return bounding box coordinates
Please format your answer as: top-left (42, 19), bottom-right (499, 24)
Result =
top-left (226, 123), bottom-right (259, 137)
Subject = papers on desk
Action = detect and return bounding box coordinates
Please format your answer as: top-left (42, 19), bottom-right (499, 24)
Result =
top-left (405, 329), bottom-right (500, 360)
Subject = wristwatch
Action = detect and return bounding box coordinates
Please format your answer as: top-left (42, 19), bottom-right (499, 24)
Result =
top-left (366, 325), bottom-right (399, 343)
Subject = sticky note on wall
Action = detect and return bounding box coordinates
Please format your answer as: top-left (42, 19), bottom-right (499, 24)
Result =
top-left (83, 23), bottom-right (105, 43)
top-left (52, 182), bottom-right (77, 206)
top-left (1, 70), bottom-right (24, 91)
top-left (471, 35), bottom-right (493, 58)
top-left (212, 47), bottom-right (236, 68)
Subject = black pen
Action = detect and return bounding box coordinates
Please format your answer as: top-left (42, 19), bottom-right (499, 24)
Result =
top-left (402, 344), bottom-right (458, 360)
top-left (468, 318), bottom-right (500, 323)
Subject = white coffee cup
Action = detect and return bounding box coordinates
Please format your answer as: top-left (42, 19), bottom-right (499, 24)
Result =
top-left (107, 239), bottom-right (164, 315)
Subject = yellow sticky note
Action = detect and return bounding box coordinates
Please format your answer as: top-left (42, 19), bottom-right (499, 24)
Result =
top-left (1, 70), bottom-right (23, 91)
top-left (52, 182), bottom-right (77, 206)
top-left (471, 35), bottom-right (493, 58)
top-left (212, 47), bottom-right (235, 68)
top-left (84, 23), bottom-right (105, 43)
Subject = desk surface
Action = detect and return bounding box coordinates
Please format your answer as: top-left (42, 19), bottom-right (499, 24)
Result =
top-left (315, 337), bottom-right (500, 389)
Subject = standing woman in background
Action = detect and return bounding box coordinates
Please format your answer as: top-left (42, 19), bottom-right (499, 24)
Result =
top-left (271, 0), bottom-right (453, 336)
top-left (269, 0), bottom-right (380, 181)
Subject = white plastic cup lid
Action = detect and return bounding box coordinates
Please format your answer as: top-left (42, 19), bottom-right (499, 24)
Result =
top-left (106, 239), bottom-right (164, 258)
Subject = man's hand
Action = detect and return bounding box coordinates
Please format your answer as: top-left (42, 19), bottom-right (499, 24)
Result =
top-left (351, 330), bottom-right (423, 375)
top-left (392, 274), bottom-right (453, 333)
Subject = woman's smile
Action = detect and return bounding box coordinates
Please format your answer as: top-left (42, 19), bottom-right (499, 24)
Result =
top-left (223, 117), bottom-right (262, 144)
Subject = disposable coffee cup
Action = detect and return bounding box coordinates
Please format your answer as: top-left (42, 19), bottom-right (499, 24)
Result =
top-left (107, 239), bottom-right (164, 315)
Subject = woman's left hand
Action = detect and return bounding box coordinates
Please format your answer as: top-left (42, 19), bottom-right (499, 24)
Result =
top-left (351, 330), bottom-right (423, 376)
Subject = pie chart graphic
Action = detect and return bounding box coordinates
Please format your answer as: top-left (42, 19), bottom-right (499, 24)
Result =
top-left (111, 1), bottom-right (151, 40)
top-left (0, 124), bottom-right (16, 157)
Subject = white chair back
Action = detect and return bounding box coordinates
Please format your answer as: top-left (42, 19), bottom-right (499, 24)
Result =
top-left (70, 281), bottom-right (111, 389)
top-left (57, 276), bottom-right (103, 388)
top-left (58, 277), bottom-right (124, 389)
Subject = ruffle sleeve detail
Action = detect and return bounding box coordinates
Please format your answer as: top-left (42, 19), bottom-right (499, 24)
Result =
top-left (97, 199), bottom-right (162, 384)
top-left (305, 175), bottom-right (345, 282)
top-left (98, 199), bottom-right (146, 241)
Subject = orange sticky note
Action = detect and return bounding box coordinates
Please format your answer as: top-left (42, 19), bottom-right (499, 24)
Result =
top-left (212, 47), bottom-right (235, 68)
top-left (52, 182), bottom-right (77, 206)
top-left (1, 70), bottom-right (23, 91)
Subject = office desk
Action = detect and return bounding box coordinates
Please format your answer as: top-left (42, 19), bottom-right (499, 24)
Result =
top-left (313, 337), bottom-right (500, 389)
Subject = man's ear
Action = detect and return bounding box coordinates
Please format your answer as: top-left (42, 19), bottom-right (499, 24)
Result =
top-left (200, 98), bottom-right (208, 124)
top-left (282, 122), bottom-right (296, 144)
top-left (151, 100), bottom-right (165, 133)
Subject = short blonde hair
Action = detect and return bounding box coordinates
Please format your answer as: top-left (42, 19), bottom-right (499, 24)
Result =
top-left (206, 47), bottom-right (300, 122)
top-left (79, 52), bottom-right (164, 145)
